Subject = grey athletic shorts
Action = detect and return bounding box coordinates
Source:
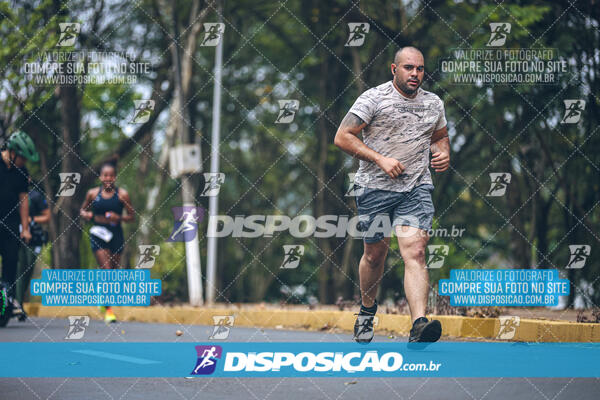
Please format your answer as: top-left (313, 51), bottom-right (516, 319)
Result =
top-left (355, 184), bottom-right (435, 243)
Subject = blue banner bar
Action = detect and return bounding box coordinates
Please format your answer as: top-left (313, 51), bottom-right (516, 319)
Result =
top-left (29, 269), bottom-right (161, 306)
top-left (439, 269), bottom-right (569, 306)
top-left (1, 342), bottom-right (599, 377)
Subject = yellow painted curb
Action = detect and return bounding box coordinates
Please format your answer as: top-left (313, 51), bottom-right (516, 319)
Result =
top-left (23, 303), bottom-right (600, 342)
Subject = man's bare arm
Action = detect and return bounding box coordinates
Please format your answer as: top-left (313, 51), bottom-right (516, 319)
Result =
top-left (333, 113), bottom-right (375, 162)
top-left (18, 192), bottom-right (31, 243)
top-left (430, 126), bottom-right (450, 172)
top-left (334, 112), bottom-right (405, 178)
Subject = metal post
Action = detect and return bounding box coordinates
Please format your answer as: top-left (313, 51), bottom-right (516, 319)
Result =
top-left (206, 0), bottom-right (224, 305)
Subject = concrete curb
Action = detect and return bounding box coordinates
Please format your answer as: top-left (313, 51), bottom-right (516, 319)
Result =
top-left (24, 303), bottom-right (600, 342)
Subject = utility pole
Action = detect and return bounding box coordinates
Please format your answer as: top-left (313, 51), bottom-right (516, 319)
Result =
top-left (172, 1), bottom-right (203, 306)
top-left (206, 0), bottom-right (224, 305)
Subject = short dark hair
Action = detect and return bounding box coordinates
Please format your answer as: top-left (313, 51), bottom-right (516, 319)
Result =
top-left (100, 160), bottom-right (117, 174)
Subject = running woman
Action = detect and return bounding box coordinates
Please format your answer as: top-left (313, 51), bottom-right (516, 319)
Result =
top-left (80, 161), bottom-right (135, 323)
top-left (334, 47), bottom-right (450, 344)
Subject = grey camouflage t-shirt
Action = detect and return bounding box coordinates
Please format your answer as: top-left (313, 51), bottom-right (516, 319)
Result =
top-left (349, 81), bottom-right (447, 193)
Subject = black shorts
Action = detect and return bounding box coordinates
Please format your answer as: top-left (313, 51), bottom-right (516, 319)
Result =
top-left (90, 226), bottom-right (125, 254)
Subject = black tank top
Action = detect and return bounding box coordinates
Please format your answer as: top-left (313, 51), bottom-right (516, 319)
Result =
top-left (91, 186), bottom-right (124, 227)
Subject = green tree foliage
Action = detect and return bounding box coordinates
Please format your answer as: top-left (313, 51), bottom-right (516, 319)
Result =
top-left (2, 0), bottom-right (598, 308)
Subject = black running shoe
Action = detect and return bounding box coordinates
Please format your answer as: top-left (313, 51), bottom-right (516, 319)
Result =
top-left (409, 317), bottom-right (442, 343)
top-left (353, 313), bottom-right (375, 343)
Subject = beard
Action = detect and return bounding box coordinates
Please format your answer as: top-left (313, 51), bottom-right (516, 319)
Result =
top-left (395, 75), bottom-right (421, 95)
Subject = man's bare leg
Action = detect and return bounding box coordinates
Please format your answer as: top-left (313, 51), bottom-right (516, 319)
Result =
top-left (358, 237), bottom-right (391, 307)
top-left (396, 225), bottom-right (442, 343)
top-left (354, 237), bottom-right (390, 343)
top-left (396, 226), bottom-right (429, 322)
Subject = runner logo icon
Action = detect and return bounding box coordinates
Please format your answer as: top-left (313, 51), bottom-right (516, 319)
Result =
top-left (486, 172), bottom-right (511, 197)
top-left (65, 316), bottom-right (89, 339)
top-left (191, 345), bottom-right (222, 375)
top-left (566, 244), bottom-right (590, 269)
top-left (57, 23), bottom-right (80, 47)
top-left (426, 245), bottom-right (449, 269)
top-left (201, 173), bottom-right (225, 196)
top-left (486, 23), bottom-right (511, 47)
top-left (345, 173), bottom-right (370, 197)
top-left (561, 100), bottom-right (585, 124)
top-left (131, 100), bottom-right (155, 123)
top-left (57, 173), bottom-right (81, 197)
top-left (496, 316), bottom-right (520, 340)
top-left (209, 316), bottom-right (234, 340)
top-left (345, 23), bottom-right (370, 47)
top-left (136, 245), bottom-right (160, 268)
top-left (275, 100), bottom-right (299, 124)
top-left (201, 23), bottom-right (225, 46)
top-left (281, 245), bottom-right (304, 269)
top-left (168, 206), bottom-right (205, 242)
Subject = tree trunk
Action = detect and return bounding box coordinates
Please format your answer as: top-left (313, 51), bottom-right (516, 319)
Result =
top-left (316, 52), bottom-right (334, 304)
top-left (53, 83), bottom-right (84, 268)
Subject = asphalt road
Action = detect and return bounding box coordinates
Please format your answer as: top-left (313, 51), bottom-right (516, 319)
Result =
top-left (1, 317), bottom-right (598, 400)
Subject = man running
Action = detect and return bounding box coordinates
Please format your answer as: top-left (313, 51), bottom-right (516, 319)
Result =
top-left (0, 131), bottom-right (39, 319)
top-left (334, 46), bottom-right (450, 344)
